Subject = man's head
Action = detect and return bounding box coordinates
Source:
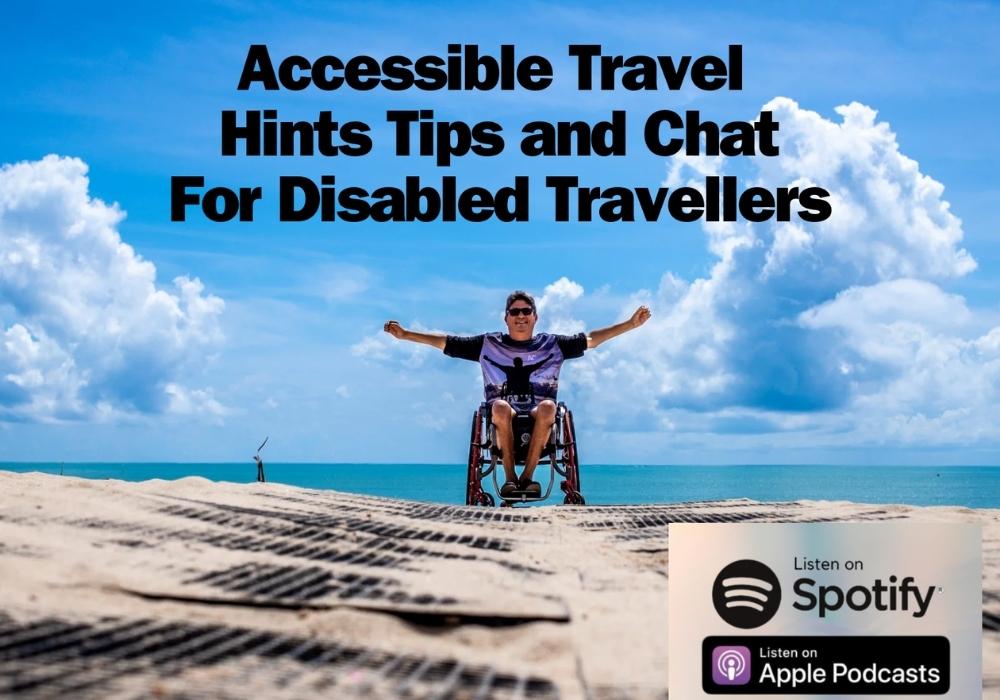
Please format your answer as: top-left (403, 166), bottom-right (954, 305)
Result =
top-left (504, 290), bottom-right (537, 341)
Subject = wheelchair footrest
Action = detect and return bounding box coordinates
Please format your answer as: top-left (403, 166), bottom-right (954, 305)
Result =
top-left (500, 494), bottom-right (548, 504)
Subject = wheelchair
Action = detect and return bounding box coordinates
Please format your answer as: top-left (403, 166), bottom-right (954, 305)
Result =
top-left (465, 398), bottom-right (585, 506)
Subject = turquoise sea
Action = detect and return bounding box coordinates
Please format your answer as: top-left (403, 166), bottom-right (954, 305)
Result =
top-left (3, 463), bottom-right (999, 509)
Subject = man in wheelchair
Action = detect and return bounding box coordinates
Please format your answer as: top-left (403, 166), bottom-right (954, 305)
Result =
top-left (384, 291), bottom-right (651, 501)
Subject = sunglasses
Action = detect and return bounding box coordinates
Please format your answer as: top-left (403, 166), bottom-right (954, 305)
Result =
top-left (506, 307), bottom-right (535, 316)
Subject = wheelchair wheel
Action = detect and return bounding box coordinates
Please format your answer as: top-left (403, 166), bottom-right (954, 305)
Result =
top-left (560, 408), bottom-right (584, 503)
top-left (475, 491), bottom-right (495, 507)
top-left (466, 409), bottom-right (484, 506)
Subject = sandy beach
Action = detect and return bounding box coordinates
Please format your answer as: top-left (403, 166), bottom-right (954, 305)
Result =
top-left (0, 470), bottom-right (997, 699)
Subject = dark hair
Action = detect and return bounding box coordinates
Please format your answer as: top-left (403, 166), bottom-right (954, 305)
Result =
top-left (505, 290), bottom-right (536, 313)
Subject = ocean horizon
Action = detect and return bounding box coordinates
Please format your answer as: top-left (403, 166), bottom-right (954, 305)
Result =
top-left (3, 463), bottom-right (999, 509)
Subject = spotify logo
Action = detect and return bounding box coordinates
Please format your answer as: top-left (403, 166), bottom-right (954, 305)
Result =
top-left (713, 559), bottom-right (781, 629)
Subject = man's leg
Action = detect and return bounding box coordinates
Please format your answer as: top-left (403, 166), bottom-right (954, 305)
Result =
top-left (521, 400), bottom-right (557, 483)
top-left (491, 400), bottom-right (518, 484)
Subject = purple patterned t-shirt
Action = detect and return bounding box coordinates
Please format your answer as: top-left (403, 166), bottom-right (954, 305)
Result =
top-left (444, 332), bottom-right (587, 403)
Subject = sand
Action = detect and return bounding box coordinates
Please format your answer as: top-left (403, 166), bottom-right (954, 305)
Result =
top-left (0, 470), bottom-right (997, 699)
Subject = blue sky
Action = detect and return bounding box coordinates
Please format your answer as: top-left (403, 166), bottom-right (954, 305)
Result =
top-left (1, 1), bottom-right (999, 464)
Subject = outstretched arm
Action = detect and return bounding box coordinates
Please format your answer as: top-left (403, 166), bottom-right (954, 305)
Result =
top-left (383, 320), bottom-right (447, 350)
top-left (586, 305), bottom-right (651, 349)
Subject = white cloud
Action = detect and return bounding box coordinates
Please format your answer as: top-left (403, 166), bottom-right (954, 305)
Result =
top-left (537, 276), bottom-right (585, 334)
top-left (755, 99), bottom-right (975, 281)
top-left (799, 281), bottom-right (1000, 441)
top-left (800, 279), bottom-right (973, 338)
top-left (0, 155), bottom-right (225, 421)
top-left (165, 384), bottom-right (226, 420)
top-left (568, 98), bottom-right (1000, 446)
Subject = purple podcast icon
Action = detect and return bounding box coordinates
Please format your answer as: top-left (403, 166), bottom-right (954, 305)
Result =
top-left (711, 645), bottom-right (751, 685)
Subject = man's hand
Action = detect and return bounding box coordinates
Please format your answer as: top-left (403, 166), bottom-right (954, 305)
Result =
top-left (384, 320), bottom-right (405, 339)
top-left (630, 305), bottom-right (652, 329)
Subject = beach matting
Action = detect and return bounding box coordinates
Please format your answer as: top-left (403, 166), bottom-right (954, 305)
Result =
top-left (0, 470), bottom-right (997, 699)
